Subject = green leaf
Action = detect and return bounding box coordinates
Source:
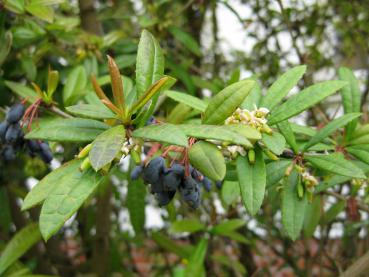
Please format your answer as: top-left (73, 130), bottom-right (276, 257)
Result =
top-left (170, 219), bottom-right (206, 233)
top-left (303, 113), bottom-right (361, 151)
top-left (132, 123), bottom-right (188, 147)
top-left (202, 79), bottom-right (255, 125)
top-left (152, 232), bottom-right (192, 259)
top-left (315, 175), bottom-right (350, 193)
top-left (63, 66), bottom-right (87, 106)
top-left (282, 170), bottom-right (307, 240)
top-left (241, 79), bottom-right (261, 110)
top-left (261, 132), bottom-right (286, 155)
top-left (210, 219), bottom-right (245, 234)
top-left (268, 81), bottom-right (347, 125)
top-left (347, 145), bottom-right (369, 164)
top-left (266, 160), bottom-right (292, 188)
top-left (66, 104), bottom-right (116, 119)
top-left (39, 168), bottom-right (105, 241)
top-left (185, 239), bottom-right (208, 277)
top-left (178, 124), bottom-right (256, 148)
top-left (236, 147), bottom-right (266, 215)
top-left (25, 2), bottom-right (54, 23)
top-left (305, 153), bottom-right (366, 179)
top-left (168, 27), bottom-right (201, 56)
top-left (164, 90), bottom-right (207, 112)
top-left (130, 75), bottom-right (176, 114)
top-left (189, 141), bottom-right (226, 181)
top-left (5, 80), bottom-right (38, 102)
top-left (22, 159), bottom-right (82, 210)
top-left (26, 118), bottom-right (109, 142)
top-left (348, 134), bottom-right (369, 146)
top-left (261, 65), bottom-right (307, 110)
top-left (223, 124), bottom-right (262, 141)
top-left (277, 120), bottom-right (298, 153)
top-left (3, 0), bottom-right (25, 13)
top-left (303, 195), bottom-right (321, 238)
top-left (221, 181), bottom-right (240, 207)
top-left (89, 125), bottom-right (125, 171)
top-left (338, 67), bottom-right (361, 138)
top-left (127, 170), bottom-right (146, 236)
top-left (136, 29), bottom-right (164, 98)
top-left (0, 223), bottom-right (41, 275)
top-left (320, 200), bottom-right (346, 225)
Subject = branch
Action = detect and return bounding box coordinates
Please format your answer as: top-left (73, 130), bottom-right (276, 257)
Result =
top-left (340, 250), bottom-right (369, 277)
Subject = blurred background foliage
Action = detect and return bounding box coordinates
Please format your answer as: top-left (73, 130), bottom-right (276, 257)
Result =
top-left (1, 0), bottom-right (369, 276)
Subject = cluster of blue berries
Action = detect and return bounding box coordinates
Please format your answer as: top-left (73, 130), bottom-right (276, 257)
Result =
top-left (131, 156), bottom-right (213, 208)
top-left (0, 103), bottom-right (52, 163)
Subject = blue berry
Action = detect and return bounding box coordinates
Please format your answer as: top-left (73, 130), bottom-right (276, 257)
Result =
top-left (6, 103), bottom-right (25, 123)
top-left (131, 165), bottom-right (143, 180)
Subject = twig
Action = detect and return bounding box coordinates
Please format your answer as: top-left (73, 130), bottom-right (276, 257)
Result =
top-left (49, 105), bottom-right (73, 118)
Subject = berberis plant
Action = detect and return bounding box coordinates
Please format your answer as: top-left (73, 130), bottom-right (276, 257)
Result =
top-left (1, 29), bottom-right (368, 275)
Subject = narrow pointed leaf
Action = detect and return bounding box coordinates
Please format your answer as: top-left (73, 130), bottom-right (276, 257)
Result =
top-left (347, 145), bottom-right (369, 164)
top-left (26, 118), bottom-right (109, 142)
top-left (338, 67), bottom-right (361, 138)
top-left (132, 123), bottom-right (188, 147)
top-left (89, 125), bottom-right (126, 171)
top-left (5, 80), bottom-right (38, 102)
top-left (0, 223), bottom-right (41, 275)
top-left (277, 120), bottom-right (298, 153)
top-left (136, 29), bottom-right (164, 97)
top-left (268, 81), bottom-right (347, 125)
top-left (107, 55), bottom-right (125, 109)
top-left (282, 170), bottom-right (307, 240)
top-left (266, 160), bottom-right (292, 188)
top-left (40, 168), bottom-right (105, 241)
top-left (305, 153), bottom-right (366, 179)
top-left (185, 239), bottom-right (208, 277)
top-left (261, 65), bottom-right (306, 110)
top-left (63, 66), bottom-right (87, 105)
top-left (164, 90), bottom-right (207, 112)
top-left (189, 141), bottom-right (226, 181)
top-left (303, 195), bottom-right (321, 238)
top-left (304, 113), bottom-right (361, 151)
top-left (261, 132), bottom-right (286, 155)
top-left (127, 171), bottom-right (146, 235)
top-left (130, 76), bottom-right (176, 114)
top-left (22, 159), bottom-right (82, 210)
top-left (203, 79), bottom-right (255, 125)
top-left (66, 104), bottom-right (116, 119)
top-left (170, 219), bottom-right (206, 234)
top-left (236, 147), bottom-right (266, 215)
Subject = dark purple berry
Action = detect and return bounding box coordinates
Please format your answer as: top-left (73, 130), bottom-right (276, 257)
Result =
top-left (39, 142), bottom-right (53, 163)
top-left (2, 145), bottom-right (16, 161)
top-left (5, 123), bottom-right (22, 143)
top-left (27, 140), bottom-right (41, 153)
top-left (156, 190), bottom-right (176, 206)
top-left (180, 176), bottom-right (201, 208)
top-left (145, 116), bottom-right (156, 126)
top-left (202, 177), bottom-right (212, 192)
top-left (0, 121), bottom-right (9, 142)
top-left (131, 165), bottom-right (143, 180)
top-left (142, 156), bottom-right (165, 184)
top-left (215, 180), bottom-right (223, 189)
top-left (6, 103), bottom-right (25, 123)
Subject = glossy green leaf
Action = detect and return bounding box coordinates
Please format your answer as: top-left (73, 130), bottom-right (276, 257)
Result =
top-left (261, 65), bottom-right (306, 110)
top-left (136, 29), bottom-right (164, 97)
top-left (164, 90), bottom-right (207, 112)
top-left (261, 132), bottom-right (286, 155)
top-left (169, 27), bottom-right (201, 56)
top-left (347, 145), bottom-right (369, 164)
top-left (5, 80), bottom-right (38, 102)
top-left (282, 170), bottom-right (307, 240)
top-left (178, 124), bottom-right (256, 147)
top-left (63, 65), bottom-right (87, 105)
top-left (202, 79), bottom-right (255, 124)
top-left (349, 134), bottom-right (369, 146)
top-left (152, 232), bottom-right (192, 259)
top-left (39, 168), bottom-right (105, 241)
top-left (268, 81), bottom-right (346, 125)
top-left (210, 219), bottom-right (245, 234)
top-left (170, 219), bottom-right (206, 233)
top-left (25, 2), bottom-right (54, 23)
top-left (133, 123), bottom-right (188, 147)
top-left (3, 0), bottom-right (25, 13)
top-left (130, 75), bottom-right (176, 114)
top-left (277, 120), bottom-right (298, 153)
top-left (241, 79), bottom-right (261, 110)
top-left (66, 104), bottom-right (116, 119)
top-left (315, 175), bottom-right (350, 193)
top-left (338, 67), bottom-right (361, 138)
top-left (304, 113), bottom-right (361, 151)
top-left (303, 195), bottom-right (321, 238)
top-left (236, 147), bottom-right (266, 215)
top-left (0, 223), bottom-right (41, 275)
top-left (26, 118), bottom-right (109, 142)
top-left (185, 239), bottom-right (208, 277)
top-left (305, 153), bottom-right (366, 179)
top-left (189, 141), bottom-right (226, 181)
top-left (223, 124), bottom-right (262, 141)
top-left (221, 181), bottom-right (240, 207)
top-left (266, 160), bottom-right (292, 188)
top-left (22, 159), bottom-right (82, 210)
top-left (127, 175), bottom-right (146, 236)
top-left (89, 125), bottom-right (125, 171)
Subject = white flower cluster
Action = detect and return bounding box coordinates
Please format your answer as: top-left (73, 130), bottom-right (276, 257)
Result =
top-left (225, 106), bottom-right (270, 132)
top-left (302, 171), bottom-right (318, 189)
top-left (121, 138), bottom-right (140, 156)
